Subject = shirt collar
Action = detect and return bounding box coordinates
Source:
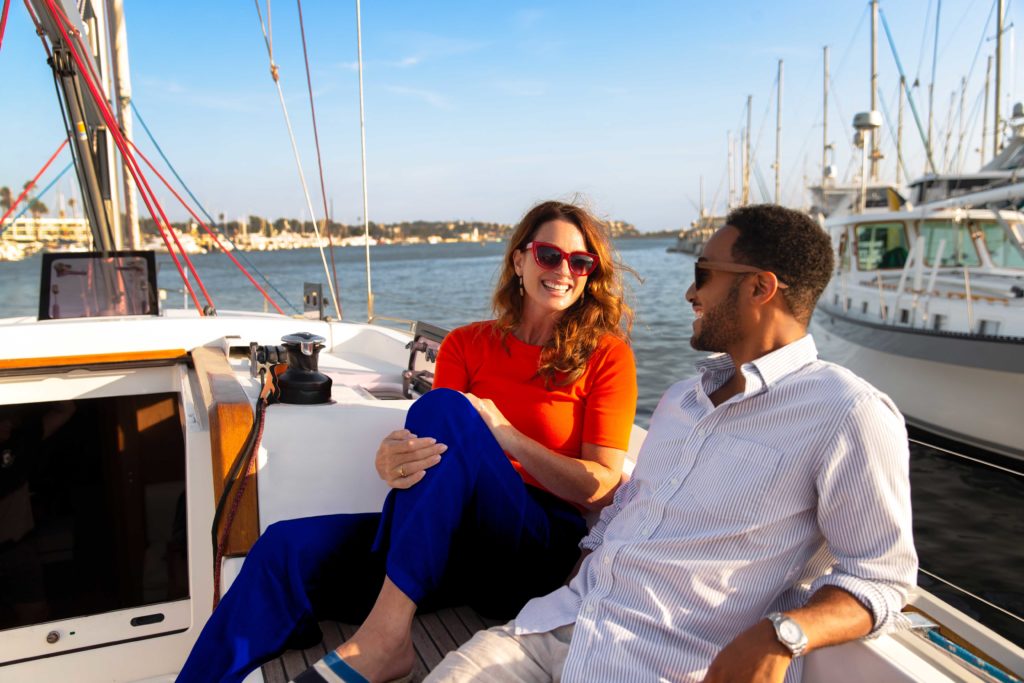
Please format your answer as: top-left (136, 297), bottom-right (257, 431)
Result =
top-left (695, 334), bottom-right (819, 395)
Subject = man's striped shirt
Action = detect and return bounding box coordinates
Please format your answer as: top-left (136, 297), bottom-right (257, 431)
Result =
top-left (514, 334), bottom-right (918, 682)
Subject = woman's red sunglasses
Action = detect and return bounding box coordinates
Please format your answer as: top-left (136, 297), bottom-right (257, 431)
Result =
top-left (524, 241), bottom-right (599, 276)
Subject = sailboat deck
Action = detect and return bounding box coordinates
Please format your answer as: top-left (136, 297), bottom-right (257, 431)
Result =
top-left (261, 607), bottom-right (501, 682)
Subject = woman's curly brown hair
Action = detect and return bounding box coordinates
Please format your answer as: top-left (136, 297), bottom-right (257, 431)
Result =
top-left (492, 199), bottom-right (635, 387)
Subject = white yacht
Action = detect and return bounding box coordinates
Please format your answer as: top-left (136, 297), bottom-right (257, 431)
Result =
top-left (814, 131), bottom-right (1024, 462)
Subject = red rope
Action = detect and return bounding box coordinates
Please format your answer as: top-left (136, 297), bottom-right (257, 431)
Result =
top-left (127, 139), bottom-right (287, 315)
top-left (0, 138), bottom-right (68, 226)
top-left (0, 0), bottom-right (12, 54)
top-left (296, 0), bottom-right (342, 318)
top-left (41, 0), bottom-right (213, 312)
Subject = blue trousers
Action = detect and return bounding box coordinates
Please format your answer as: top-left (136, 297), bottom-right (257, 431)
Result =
top-left (176, 388), bottom-right (586, 683)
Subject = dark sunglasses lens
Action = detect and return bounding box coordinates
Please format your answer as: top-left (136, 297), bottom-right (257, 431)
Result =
top-left (569, 254), bottom-right (595, 275)
top-left (535, 245), bottom-right (564, 269)
top-left (694, 263), bottom-right (707, 289)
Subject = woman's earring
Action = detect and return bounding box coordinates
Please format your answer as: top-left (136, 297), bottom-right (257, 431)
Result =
top-left (518, 276), bottom-right (524, 297)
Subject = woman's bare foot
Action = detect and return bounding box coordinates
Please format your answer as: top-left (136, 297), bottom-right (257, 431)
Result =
top-left (330, 577), bottom-right (418, 682)
top-left (334, 621), bottom-right (415, 683)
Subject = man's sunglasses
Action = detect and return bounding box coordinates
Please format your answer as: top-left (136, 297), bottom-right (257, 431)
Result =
top-left (694, 260), bottom-right (790, 290)
top-left (524, 241), bottom-right (599, 277)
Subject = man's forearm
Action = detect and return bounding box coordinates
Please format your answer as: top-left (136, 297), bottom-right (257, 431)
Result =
top-left (786, 585), bottom-right (874, 653)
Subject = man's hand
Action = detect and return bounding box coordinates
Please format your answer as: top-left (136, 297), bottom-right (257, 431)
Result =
top-left (700, 619), bottom-right (792, 683)
top-left (374, 429), bottom-right (447, 489)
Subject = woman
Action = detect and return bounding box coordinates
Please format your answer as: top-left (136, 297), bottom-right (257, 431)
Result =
top-left (177, 200), bottom-right (638, 683)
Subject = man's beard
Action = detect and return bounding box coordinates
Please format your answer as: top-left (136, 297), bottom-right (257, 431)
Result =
top-left (690, 279), bottom-right (743, 352)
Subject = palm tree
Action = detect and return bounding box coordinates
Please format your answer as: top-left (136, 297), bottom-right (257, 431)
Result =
top-left (29, 198), bottom-right (49, 220)
top-left (0, 186), bottom-right (12, 213)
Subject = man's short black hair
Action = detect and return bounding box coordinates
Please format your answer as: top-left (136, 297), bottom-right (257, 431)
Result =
top-left (724, 204), bottom-right (834, 324)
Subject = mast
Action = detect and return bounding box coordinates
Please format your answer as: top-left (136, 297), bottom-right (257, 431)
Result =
top-left (699, 175), bottom-right (705, 218)
top-left (30, 0), bottom-right (121, 252)
top-left (822, 46), bottom-right (829, 189)
top-left (727, 131), bottom-right (735, 209)
top-left (982, 55), bottom-right (992, 166)
top-left (928, 0), bottom-right (942, 174)
top-left (994, 0), bottom-right (1003, 156)
top-left (869, 0), bottom-right (881, 181)
top-left (106, 0), bottom-right (139, 249)
top-left (955, 77), bottom-right (966, 172)
top-left (897, 77), bottom-right (905, 184)
top-left (775, 59), bottom-right (783, 203)
top-left (742, 95), bottom-right (752, 206)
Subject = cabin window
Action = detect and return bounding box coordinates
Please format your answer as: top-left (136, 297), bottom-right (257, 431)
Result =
top-left (0, 395), bottom-right (188, 632)
top-left (856, 222), bottom-right (908, 270)
top-left (899, 309), bottom-right (910, 324)
top-left (861, 301), bottom-right (869, 315)
top-left (978, 320), bottom-right (1001, 336)
top-left (977, 221), bottom-right (1024, 269)
top-left (932, 314), bottom-right (946, 331)
top-left (921, 220), bottom-right (981, 267)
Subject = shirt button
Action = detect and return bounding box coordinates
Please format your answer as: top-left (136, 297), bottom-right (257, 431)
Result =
top-left (669, 478), bottom-right (679, 487)
top-left (643, 528), bottom-right (652, 535)
top-left (586, 604), bottom-right (595, 614)
top-left (603, 556), bottom-right (611, 565)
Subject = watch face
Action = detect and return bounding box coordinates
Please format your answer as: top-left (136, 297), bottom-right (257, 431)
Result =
top-left (779, 620), bottom-right (802, 644)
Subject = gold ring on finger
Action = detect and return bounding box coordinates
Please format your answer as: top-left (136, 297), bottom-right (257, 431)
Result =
top-left (399, 465), bottom-right (406, 478)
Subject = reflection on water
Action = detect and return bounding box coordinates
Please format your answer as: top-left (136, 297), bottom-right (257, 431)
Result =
top-left (1, 238), bottom-right (1021, 643)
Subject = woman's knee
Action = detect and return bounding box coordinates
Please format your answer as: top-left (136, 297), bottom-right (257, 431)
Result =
top-left (406, 388), bottom-right (478, 434)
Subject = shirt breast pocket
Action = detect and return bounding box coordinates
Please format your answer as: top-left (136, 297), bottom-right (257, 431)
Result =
top-left (685, 434), bottom-right (783, 524)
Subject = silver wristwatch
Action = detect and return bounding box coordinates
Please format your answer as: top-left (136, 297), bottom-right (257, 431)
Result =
top-left (766, 612), bottom-right (808, 657)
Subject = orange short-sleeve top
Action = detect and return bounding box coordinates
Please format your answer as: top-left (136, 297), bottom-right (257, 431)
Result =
top-left (432, 321), bottom-right (637, 492)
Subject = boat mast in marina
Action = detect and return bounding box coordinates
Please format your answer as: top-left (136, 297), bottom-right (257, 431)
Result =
top-left (775, 59), bottom-right (783, 203)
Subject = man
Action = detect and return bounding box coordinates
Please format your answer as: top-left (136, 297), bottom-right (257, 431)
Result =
top-left (426, 204), bottom-right (918, 682)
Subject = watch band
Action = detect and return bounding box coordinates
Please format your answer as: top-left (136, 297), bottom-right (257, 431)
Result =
top-left (766, 611), bottom-right (809, 657)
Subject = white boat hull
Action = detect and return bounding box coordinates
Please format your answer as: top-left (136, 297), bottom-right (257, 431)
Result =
top-left (812, 309), bottom-right (1024, 461)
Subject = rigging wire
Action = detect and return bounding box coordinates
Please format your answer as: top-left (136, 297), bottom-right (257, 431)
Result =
top-left (0, 139), bottom-right (68, 227)
top-left (880, 7), bottom-right (939, 174)
top-left (295, 0), bottom-right (342, 319)
top-left (129, 101), bottom-right (300, 314)
top-left (0, 0), bottom-right (11, 53)
top-left (253, 0), bottom-right (342, 320)
top-left (877, 82), bottom-right (911, 182)
top-left (355, 0), bottom-right (374, 321)
top-left (127, 139), bottom-right (287, 315)
top-left (0, 161), bottom-right (73, 237)
top-left (44, 0), bottom-right (212, 311)
top-left (915, 0), bottom-right (936, 83)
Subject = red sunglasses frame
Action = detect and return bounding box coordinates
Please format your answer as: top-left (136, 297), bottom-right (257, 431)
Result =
top-left (523, 241), bottom-right (599, 277)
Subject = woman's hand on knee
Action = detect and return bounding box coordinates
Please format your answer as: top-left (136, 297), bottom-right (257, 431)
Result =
top-left (375, 429), bottom-right (447, 489)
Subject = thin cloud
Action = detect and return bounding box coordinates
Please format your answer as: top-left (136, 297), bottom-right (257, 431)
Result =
top-left (515, 8), bottom-right (546, 28)
top-left (137, 77), bottom-right (256, 112)
top-left (382, 85), bottom-right (451, 109)
top-left (495, 80), bottom-right (547, 97)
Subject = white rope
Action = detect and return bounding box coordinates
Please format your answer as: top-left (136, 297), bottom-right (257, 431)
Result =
top-left (254, 0), bottom-right (342, 319)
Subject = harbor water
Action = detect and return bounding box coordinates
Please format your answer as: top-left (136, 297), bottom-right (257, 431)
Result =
top-left (1, 237), bottom-right (1021, 645)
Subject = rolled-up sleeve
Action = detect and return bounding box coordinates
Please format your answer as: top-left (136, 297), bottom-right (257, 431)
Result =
top-left (811, 393), bottom-right (919, 635)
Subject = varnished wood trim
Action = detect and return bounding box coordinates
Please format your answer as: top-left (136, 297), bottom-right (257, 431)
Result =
top-left (0, 349), bottom-right (188, 370)
top-left (191, 346), bottom-right (259, 556)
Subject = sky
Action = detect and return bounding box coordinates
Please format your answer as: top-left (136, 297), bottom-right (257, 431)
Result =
top-left (1, 0), bottom-right (1022, 231)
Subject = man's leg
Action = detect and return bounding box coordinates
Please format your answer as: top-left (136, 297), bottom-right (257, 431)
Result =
top-left (425, 622), bottom-right (574, 683)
